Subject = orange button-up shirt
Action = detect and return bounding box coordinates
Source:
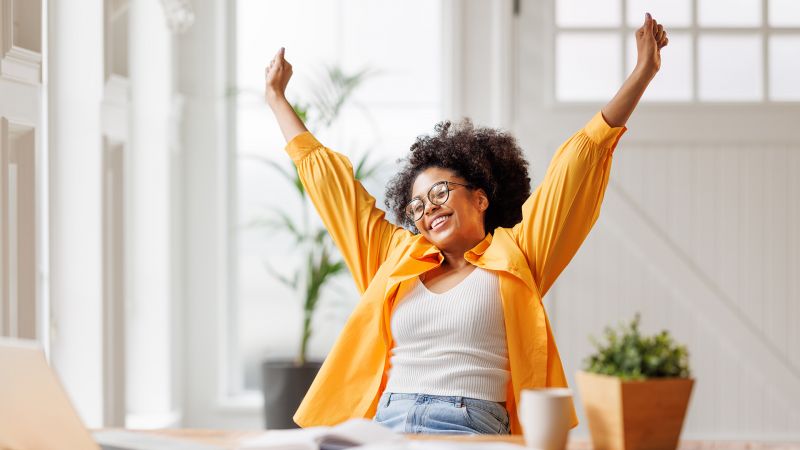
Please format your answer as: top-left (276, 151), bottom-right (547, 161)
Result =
top-left (286, 112), bottom-right (626, 435)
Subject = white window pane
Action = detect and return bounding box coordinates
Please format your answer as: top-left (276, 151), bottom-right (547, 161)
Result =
top-left (769, 35), bottom-right (800, 101)
top-left (556, 33), bottom-right (622, 101)
top-left (698, 0), bottom-right (761, 27)
top-left (698, 34), bottom-right (763, 101)
top-left (556, 0), bottom-right (621, 27)
top-left (626, 0), bottom-right (691, 27)
top-left (769, 0), bottom-right (800, 26)
top-left (626, 33), bottom-right (692, 101)
top-left (343, 0), bottom-right (442, 104)
top-left (237, 0), bottom-right (339, 93)
top-left (235, 0), bottom-right (443, 392)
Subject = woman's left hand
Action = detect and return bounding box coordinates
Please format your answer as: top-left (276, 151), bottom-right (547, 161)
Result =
top-left (601, 13), bottom-right (668, 127)
top-left (635, 12), bottom-right (669, 77)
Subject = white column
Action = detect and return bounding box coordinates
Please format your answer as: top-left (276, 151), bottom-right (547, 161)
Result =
top-left (47, 0), bottom-right (104, 427)
top-left (126, 0), bottom-right (176, 427)
top-left (179, 0), bottom-right (243, 427)
top-left (442, 0), bottom-right (515, 129)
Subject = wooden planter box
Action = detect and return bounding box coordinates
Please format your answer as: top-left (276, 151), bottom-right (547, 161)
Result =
top-left (575, 370), bottom-right (694, 450)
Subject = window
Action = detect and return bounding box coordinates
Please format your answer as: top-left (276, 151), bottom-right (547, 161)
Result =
top-left (554, 0), bottom-right (800, 102)
top-left (231, 0), bottom-right (443, 396)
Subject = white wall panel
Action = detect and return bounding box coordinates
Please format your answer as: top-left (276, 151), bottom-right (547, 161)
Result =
top-left (548, 142), bottom-right (800, 439)
top-left (0, 0), bottom-right (43, 343)
top-left (515, 0), bottom-right (800, 438)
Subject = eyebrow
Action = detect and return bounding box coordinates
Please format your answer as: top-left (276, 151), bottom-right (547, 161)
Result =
top-left (412, 179), bottom-right (454, 201)
top-left (410, 182), bottom-right (436, 201)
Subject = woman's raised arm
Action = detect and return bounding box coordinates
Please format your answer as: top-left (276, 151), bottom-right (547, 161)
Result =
top-left (263, 48), bottom-right (411, 293)
top-left (512, 13), bottom-right (668, 297)
top-left (265, 47), bottom-right (308, 143)
top-left (601, 13), bottom-right (668, 127)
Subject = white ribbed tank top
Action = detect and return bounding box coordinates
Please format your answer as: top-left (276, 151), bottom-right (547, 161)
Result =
top-left (384, 266), bottom-right (510, 401)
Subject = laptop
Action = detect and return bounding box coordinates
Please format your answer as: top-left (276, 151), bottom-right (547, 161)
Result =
top-left (0, 338), bottom-right (223, 450)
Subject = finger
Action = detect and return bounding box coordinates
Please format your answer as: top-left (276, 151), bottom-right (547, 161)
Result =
top-left (644, 12), bottom-right (652, 27)
top-left (278, 47), bottom-right (285, 62)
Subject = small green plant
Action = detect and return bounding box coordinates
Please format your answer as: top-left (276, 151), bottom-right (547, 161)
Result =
top-left (583, 313), bottom-right (691, 381)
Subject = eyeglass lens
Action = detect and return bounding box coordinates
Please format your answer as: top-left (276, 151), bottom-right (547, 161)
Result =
top-left (406, 182), bottom-right (451, 221)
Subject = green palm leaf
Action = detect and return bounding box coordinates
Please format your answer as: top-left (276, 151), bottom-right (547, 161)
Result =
top-left (242, 155), bottom-right (305, 197)
top-left (261, 259), bottom-right (299, 290)
top-left (246, 208), bottom-right (304, 244)
top-left (354, 151), bottom-right (382, 181)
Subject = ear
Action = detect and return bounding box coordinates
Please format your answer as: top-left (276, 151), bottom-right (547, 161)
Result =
top-left (475, 189), bottom-right (490, 212)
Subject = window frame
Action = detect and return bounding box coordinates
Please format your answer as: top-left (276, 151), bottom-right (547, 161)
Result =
top-left (551, 0), bottom-right (800, 105)
top-left (536, 0), bottom-right (800, 145)
top-left (221, 0), bottom-right (451, 413)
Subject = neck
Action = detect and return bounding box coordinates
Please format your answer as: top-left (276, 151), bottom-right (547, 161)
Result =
top-left (439, 232), bottom-right (487, 269)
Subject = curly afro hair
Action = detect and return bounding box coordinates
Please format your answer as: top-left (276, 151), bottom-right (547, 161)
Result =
top-left (385, 118), bottom-right (532, 234)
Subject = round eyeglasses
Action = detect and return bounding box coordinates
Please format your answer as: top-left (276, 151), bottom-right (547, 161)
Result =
top-left (405, 180), bottom-right (473, 222)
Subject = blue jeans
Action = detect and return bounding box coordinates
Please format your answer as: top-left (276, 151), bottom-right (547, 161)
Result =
top-left (372, 392), bottom-right (511, 435)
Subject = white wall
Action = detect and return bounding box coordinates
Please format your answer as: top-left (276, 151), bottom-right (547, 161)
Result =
top-left (515, 0), bottom-right (800, 440)
top-left (554, 142), bottom-right (800, 439)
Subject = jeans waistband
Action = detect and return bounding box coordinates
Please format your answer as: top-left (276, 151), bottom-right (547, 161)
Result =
top-left (381, 392), bottom-right (507, 409)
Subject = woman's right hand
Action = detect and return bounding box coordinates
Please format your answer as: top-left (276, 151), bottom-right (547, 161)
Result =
top-left (264, 47), bottom-right (308, 142)
top-left (265, 47), bottom-right (292, 107)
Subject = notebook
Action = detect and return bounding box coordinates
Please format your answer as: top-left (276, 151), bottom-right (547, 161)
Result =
top-left (237, 418), bottom-right (404, 450)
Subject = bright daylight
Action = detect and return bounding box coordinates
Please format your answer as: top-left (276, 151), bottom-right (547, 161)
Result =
top-left (0, 0), bottom-right (799, 449)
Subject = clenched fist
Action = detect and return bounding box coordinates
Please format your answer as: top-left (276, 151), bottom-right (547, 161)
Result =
top-left (635, 13), bottom-right (669, 77)
top-left (265, 47), bottom-right (292, 106)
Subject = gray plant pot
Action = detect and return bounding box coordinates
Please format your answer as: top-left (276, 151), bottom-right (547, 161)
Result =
top-left (261, 360), bottom-right (323, 429)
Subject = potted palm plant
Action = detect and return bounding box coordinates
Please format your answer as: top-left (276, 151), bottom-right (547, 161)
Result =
top-left (244, 66), bottom-right (379, 429)
top-left (575, 313), bottom-right (694, 450)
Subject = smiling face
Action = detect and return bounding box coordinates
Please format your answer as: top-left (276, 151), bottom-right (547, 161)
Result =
top-left (410, 167), bottom-right (489, 251)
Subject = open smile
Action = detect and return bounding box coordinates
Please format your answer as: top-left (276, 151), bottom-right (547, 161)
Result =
top-left (430, 214), bottom-right (451, 231)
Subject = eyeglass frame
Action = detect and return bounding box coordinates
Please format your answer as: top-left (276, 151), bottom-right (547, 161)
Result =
top-left (404, 180), bottom-right (474, 222)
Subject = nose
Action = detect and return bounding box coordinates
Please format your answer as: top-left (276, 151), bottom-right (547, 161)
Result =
top-left (423, 199), bottom-right (441, 217)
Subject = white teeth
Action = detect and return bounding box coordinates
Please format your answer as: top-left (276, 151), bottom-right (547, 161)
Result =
top-left (431, 215), bottom-right (449, 230)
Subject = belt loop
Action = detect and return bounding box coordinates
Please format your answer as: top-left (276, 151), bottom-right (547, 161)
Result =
top-left (383, 393), bottom-right (392, 408)
top-left (455, 397), bottom-right (463, 408)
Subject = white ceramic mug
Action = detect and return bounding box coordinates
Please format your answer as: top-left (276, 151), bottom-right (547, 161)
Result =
top-left (519, 388), bottom-right (573, 450)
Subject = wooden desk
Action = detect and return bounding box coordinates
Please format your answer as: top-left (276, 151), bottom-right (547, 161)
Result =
top-left (127, 429), bottom-right (800, 450)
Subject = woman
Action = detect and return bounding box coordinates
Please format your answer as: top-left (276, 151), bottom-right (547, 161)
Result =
top-left (264, 13), bottom-right (669, 435)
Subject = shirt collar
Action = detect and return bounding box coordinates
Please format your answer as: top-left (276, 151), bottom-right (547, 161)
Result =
top-left (410, 232), bottom-right (493, 260)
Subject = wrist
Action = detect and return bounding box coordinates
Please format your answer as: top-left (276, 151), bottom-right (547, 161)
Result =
top-left (266, 91), bottom-right (287, 109)
top-left (632, 64), bottom-right (658, 81)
